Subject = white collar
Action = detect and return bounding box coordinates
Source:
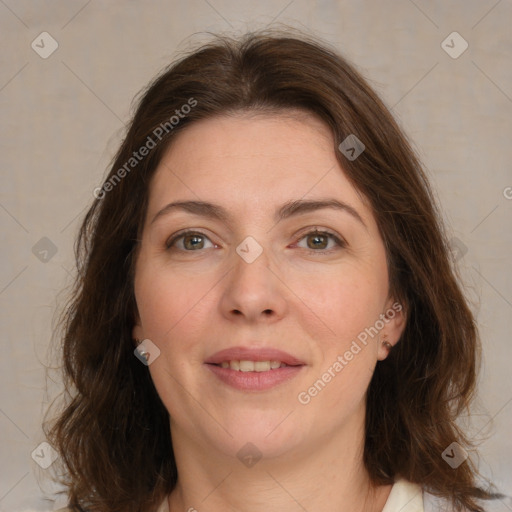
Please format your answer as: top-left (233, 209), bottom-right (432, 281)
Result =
top-left (157, 478), bottom-right (424, 512)
top-left (156, 497), bottom-right (169, 512)
top-left (381, 478), bottom-right (424, 512)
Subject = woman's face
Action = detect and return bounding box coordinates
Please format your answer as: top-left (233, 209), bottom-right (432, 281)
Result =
top-left (133, 112), bottom-right (405, 462)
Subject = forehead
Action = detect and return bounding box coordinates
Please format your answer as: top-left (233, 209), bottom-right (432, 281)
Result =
top-left (160, 111), bottom-right (333, 169)
top-left (147, 112), bottom-right (369, 221)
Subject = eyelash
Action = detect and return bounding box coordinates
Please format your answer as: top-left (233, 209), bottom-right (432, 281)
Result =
top-left (165, 228), bottom-right (346, 253)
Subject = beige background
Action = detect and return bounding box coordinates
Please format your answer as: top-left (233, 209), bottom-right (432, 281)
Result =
top-left (1, 1), bottom-right (511, 510)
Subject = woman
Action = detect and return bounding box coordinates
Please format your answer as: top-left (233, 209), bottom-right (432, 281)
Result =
top-left (44, 29), bottom-right (508, 512)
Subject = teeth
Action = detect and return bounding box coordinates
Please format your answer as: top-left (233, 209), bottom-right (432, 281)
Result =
top-left (218, 360), bottom-right (286, 371)
top-left (240, 360), bottom-right (255, 372)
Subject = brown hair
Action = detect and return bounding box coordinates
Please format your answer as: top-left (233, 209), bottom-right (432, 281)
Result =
top-left (44, 28), bottom-right (498, 511)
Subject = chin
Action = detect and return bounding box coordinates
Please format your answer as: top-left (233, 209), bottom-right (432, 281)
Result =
top-left (213, 416), bottom-right (308, 461)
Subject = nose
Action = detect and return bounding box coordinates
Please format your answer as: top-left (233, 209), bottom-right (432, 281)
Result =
top-left (219, 243), bottom-right (289, 324)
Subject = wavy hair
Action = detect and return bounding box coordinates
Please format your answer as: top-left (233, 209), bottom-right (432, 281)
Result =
top-left (44, 28), bottom-right (498, 512)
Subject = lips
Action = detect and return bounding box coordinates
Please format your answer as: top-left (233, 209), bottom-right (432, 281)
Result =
top-left (204, 346), bottom-right (305, 367)
top-left (204, 346), bottom-right (306, 391)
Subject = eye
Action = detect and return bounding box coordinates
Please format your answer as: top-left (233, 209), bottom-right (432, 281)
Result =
top-left (295, 228), bottom-right (346, 252)
top-left (166, 230), bottom-right (216, 251)
top-left (165, 228), bottom-right (345, 253)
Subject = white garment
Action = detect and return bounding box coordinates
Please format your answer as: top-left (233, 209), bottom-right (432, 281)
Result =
top-left (381, 478), bottom-right (424, 512)
top-left (154, 479), bottom-right (424, 511)
top-left (387, 477), bottom-right (511, 512)
top-left (58, 477), bottom-right (510, 511)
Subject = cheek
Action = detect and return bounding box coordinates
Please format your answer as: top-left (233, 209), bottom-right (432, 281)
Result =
top-left (134, 266), bottom-right (212, 412)
top-left (299, 259), bottom-right (387, 409)
top-left (294, 259), bottom-right (388, 341)
top-left (134, 262), bottom-right (216, 345)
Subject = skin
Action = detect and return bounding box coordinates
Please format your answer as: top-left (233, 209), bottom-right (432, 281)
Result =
top-left (132, 111), bottom-right (406, 512)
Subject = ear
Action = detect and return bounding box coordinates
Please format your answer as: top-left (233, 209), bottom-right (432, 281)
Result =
top-left (377, 298), bottom-right (406, 361)
top-left (132, 309), bottom-right (145, 346)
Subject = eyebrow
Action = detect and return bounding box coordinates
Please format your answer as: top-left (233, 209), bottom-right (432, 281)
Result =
top-left (151, 198), bottom-right (367, 228)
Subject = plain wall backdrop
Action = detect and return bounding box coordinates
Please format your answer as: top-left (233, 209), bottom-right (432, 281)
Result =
top-left (0, 1), bottom-right (511, 510)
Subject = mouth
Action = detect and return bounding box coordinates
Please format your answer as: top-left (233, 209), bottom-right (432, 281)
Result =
top-left (210, 360), bottom-right (295, 372)
top-left (204, 345), bottom-right (305, 366)
top-left (204, 346), bottom-right (305, 391)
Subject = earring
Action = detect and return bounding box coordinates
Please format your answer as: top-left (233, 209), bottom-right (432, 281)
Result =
top-left (381, 335), bottom-right (392, 350)
top-left (134, 338), bottom-right (150, 362)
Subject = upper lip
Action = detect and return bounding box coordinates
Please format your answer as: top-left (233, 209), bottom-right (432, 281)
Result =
top-left (205, 346), bottom-right (305, 366)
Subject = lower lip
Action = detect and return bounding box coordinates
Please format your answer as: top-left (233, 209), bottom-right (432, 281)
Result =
top-left (205, 364), bottom-right (304, 391)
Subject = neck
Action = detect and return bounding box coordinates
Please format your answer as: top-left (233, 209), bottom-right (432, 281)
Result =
top-left (167, 412), bottom-right (392, 512)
